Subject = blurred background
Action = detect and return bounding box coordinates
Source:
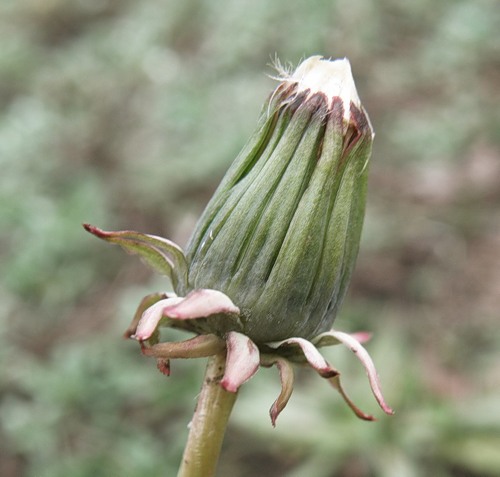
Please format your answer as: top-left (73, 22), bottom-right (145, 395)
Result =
top-left (1, 1), bottom-right (499, 476)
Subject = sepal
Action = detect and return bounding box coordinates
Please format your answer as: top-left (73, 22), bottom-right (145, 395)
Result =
top-left (83, 224), bottom-right (188, 291)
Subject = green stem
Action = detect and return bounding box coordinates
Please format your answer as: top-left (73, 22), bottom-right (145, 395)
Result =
top-left (177, 352), bottom-right (238, 477)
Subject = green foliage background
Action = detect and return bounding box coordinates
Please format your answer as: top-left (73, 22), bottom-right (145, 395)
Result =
top-left (1, 1), bottom-right (499, 476)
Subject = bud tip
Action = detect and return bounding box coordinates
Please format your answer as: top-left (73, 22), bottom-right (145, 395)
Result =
top-left (285, 56), bottom-right (361, 119)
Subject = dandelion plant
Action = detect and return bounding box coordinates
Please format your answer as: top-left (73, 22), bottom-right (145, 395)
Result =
top-left (85, 55), bottom-right (393, 477)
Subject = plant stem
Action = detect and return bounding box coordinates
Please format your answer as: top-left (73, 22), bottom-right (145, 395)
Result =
top-left (177, 352), bottom-right (238, 477)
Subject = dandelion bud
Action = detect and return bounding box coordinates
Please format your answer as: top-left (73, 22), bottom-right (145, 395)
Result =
top-left (85, 57), bottom-right (393, 421)
top-left (184, 56), bottom-right (373, 343)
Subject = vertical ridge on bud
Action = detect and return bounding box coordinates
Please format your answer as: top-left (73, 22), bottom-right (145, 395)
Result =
top-left (184, 56), bottom-right (373, 343)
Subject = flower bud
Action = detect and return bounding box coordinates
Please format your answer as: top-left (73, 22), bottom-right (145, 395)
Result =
top-left (84, 57), bottom-right (392, 422)
top-left (184, 56), bottom-right (373, 343)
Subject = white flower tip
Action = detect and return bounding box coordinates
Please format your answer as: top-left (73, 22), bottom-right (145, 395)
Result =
top-left (287, 56), bottom-right (361, 117)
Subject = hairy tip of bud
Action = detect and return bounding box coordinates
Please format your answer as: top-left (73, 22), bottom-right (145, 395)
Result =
top-left (276, 56), bottom-right (361, 122)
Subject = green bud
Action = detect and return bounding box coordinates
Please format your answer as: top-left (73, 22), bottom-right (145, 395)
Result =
top-left (183, 56), bottom-right (373, 343)
top-left (84, 57), bottom-right (392, 421)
